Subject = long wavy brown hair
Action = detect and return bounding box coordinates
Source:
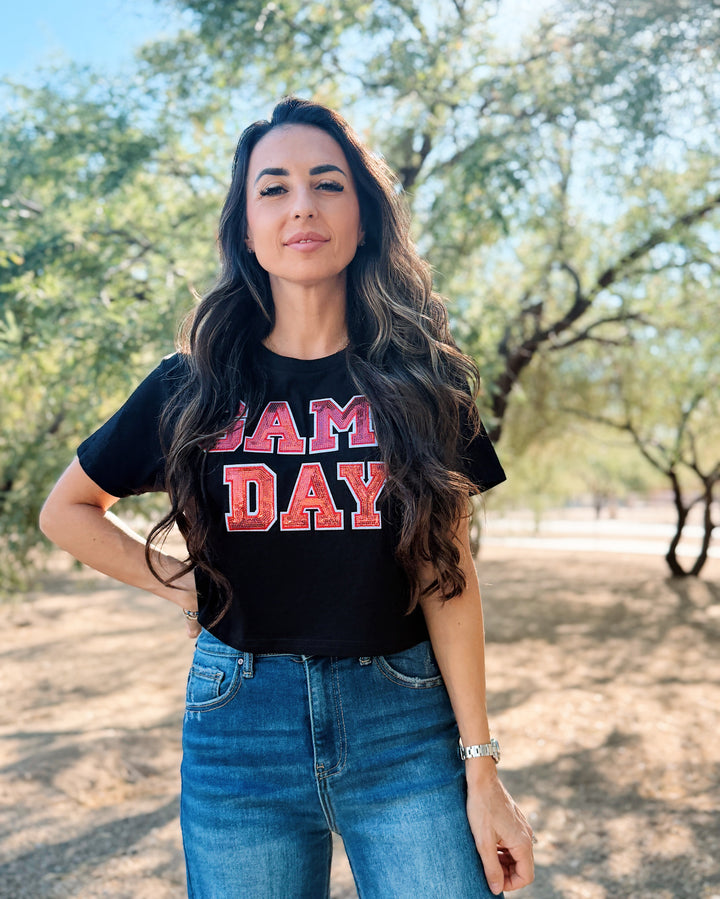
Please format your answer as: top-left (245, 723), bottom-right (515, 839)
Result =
top-left (147, 97), bottom-right (482, 622)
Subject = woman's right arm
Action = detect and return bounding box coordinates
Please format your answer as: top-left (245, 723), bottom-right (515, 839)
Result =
top-left (40, 457), bottom-right (200, 636)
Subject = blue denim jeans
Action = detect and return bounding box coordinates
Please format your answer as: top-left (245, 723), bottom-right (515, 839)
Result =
top-left (181, 629), bottom-right (500, 898)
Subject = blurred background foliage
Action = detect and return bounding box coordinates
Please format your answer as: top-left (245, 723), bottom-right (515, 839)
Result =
top-left (1, 0), bottom-right (718, 591)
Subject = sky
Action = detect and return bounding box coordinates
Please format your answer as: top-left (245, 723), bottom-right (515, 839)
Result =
top-left (0, 0), bottom-right (187, 80)
top-left (1, 0), bottom-right (549, 81)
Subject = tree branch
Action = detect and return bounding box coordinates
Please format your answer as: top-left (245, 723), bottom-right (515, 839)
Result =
top-left (399, 132), bottom-right (434, 191)
top-left (559, 407), bottom-right (673, 475)
top-left (590, 191), bottom-right (720, 298)
top-left (489, 191), bottom-right (720, 439)
top-left (547, 312), bottom-right (646, 350)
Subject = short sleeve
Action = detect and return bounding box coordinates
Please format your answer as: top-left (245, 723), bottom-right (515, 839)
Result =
top-left (77, 354), bottom-right (182, 498)
top-left (458, 407), bottom-right (506, 494)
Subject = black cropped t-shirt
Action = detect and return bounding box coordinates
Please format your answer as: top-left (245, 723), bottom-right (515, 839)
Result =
top-left (78, 347), bottom-right (505, 655)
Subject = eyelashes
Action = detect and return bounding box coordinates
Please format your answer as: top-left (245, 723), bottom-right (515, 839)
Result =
top-left (317, 181), bottom-right (344, 193)
top-left (258, 181), bottom-right (345, 197)
top-left (258, 185), bottom-right (285, 197)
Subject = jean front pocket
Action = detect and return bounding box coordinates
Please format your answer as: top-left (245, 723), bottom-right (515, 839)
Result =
top-left (375, 640), bottom-right (444, 688)
top-left (185, 631), bottom-right (243, 712)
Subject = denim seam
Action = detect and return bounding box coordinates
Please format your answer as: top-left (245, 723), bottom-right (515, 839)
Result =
top-left (305, 663), bottom-right (319, 775)
top-left (316, 776), bottom-right (339, 834)
top-left (185, 664), bottom-right (243, 713)
top-left (194, 638), bottom-right (240, 659)
top-left (373, 656), bottom-right (444, 689)
top-left (320, 659), bottom-right (347, 778)
top-left (304, 663), bottom-right (338, 833)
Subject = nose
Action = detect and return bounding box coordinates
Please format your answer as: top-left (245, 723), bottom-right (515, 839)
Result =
top-left (292, 185), bottom-right (316, 219)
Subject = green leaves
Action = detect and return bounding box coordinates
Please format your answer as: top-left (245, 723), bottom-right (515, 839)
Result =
top-left (0, 68), bottom-right (221, 592)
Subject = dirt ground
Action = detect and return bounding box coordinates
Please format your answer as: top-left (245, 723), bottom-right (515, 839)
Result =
top-left (2, 545), bottom-right (719, 899)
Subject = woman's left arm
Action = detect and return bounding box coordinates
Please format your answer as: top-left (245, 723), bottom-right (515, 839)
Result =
top-left (419, 514), bottom-right (535, 895)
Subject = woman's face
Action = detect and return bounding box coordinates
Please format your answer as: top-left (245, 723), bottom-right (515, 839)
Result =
top-left (245, 124), bottom-right (365, 292)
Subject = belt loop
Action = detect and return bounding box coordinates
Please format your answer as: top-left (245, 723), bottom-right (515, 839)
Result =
top-left (359, 656), bottom-right (372, 666)
top-left (241, 651), bottom-right (255, 678)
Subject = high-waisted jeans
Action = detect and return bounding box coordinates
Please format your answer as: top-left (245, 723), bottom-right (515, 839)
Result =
top-left (181, 629), bottom-right (500, 898)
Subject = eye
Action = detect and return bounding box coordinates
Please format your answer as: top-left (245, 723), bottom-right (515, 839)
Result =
top-left (259, 184), bottom-right (286, 197)
top-left (316, 181), bottom-right (344, 193)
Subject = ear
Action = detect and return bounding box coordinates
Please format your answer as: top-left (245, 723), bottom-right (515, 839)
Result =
top-left (245, 234), bottom-right (254, 254)
top-left (358, 225), bottom-right (366, 247)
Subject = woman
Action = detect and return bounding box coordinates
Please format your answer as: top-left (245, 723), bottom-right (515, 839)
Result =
top-left (40, 97), bottom-right (534, 898)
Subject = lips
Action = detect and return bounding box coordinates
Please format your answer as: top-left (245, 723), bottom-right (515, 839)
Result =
top-left (284, 231), bottom-right (329, 247)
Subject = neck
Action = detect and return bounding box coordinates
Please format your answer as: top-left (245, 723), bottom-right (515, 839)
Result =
top-left (264, 275), bottom-right (349, 360)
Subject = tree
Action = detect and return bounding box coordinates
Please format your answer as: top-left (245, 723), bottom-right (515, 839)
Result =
top-left (3, 0), bottom-right (720, 584)
top-left (558, 268), bottom-right (720, 576)
top-left (0, 69), bottom-right (220, 590)
top-left (142, 0), bottom-right (720, 439)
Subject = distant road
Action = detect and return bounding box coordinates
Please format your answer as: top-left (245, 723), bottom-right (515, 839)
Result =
top-left (484, 515), bottom-right (719, 558)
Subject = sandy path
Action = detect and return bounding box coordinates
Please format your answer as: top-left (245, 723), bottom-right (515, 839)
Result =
top-left (2, 547), bottom-right (719, 898)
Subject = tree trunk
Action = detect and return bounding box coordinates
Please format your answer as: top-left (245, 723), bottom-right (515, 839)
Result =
top-left (689, 481), bottom-right (716, 577)
top-left (665, 470), bottom-right (691, 577)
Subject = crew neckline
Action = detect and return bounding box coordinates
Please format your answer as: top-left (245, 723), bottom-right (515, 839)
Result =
top-left (258, 343), bottom-right (349, 373)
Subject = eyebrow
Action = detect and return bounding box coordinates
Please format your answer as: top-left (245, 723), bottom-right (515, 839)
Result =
top-left (254, 163), bottom-right (347, 185)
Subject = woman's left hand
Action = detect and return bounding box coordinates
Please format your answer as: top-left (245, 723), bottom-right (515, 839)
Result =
top-left (465, 765), bottom-right (535, 894)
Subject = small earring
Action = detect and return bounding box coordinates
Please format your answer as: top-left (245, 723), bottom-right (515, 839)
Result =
top-left (246, 245), bottom-right (254, 254)
top-left (359, 237), bottom-right (366, 247)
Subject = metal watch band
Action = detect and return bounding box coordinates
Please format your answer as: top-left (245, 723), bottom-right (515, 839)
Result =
top-left (458, 737), bottom-right (500, 763)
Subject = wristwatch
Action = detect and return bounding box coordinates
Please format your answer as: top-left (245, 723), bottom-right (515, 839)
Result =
top-left (458, 737), bottom-right (501, 763)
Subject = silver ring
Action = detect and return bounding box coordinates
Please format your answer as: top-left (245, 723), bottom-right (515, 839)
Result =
top-left (183, 609), bottom-right (200, 621)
